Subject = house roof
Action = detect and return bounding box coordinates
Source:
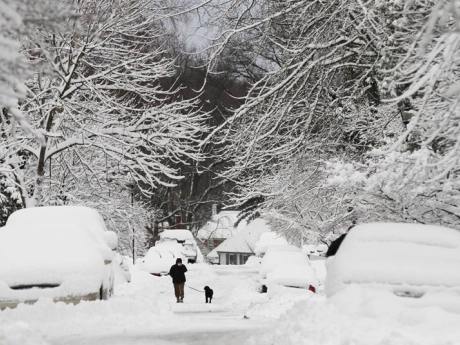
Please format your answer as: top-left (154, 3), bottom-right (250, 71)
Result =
top-left (215, 235), bottom-right (254, 254)
top-left (208, 218), bottom-right (271, 256)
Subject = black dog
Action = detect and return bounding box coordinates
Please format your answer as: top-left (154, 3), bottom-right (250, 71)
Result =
top-left (204, 286), bottom-right (213, 303)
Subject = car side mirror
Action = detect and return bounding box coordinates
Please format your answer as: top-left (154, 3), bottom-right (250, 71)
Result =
top-left (104, 231), bottom-right (118, 250)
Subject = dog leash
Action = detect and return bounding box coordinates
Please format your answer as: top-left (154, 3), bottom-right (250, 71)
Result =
top-left (186, 284), bottom-right (204, 293)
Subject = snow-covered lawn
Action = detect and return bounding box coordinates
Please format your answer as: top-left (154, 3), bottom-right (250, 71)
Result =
top-left (1, 259), bottom-right (460, 345)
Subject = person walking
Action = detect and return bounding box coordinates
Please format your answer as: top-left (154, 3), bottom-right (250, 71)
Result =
top-left (169, 258), bottom-right (187, 303)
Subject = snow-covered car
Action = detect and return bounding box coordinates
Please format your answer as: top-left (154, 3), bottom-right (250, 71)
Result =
top-left (139, 242), bottom-right (185, 276)
top-left (0, 206), bottom-right (118, 309)
top-left (259, 245), bottom-right (318, 292)
top-left (159, 229), bottom-right (198, 263)
top-left (6, 206), bottom-right (118, 256)
top-left (325, 222), bottom-right (460, 300)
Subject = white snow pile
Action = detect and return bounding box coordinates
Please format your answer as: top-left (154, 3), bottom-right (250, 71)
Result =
top-left (0, 224), bottom-right (106, 300)
top-left (260, 245), bottom-right (318, 289)
top-left (245, 285), bottom-right (315, 320)
top-left (254, 232), bottom-right (288, 256)
top-left (248, 285), bottom-right (460, 345)
top-left (0, 268), bottom-right (174, 343)
top-left (326, 222), bottom-right (460, 297)
top-left (0, 322), bottom-right (50, 345)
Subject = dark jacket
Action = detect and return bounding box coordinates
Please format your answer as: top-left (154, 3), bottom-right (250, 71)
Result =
top-left (169, 264), bottom-right (187, 284)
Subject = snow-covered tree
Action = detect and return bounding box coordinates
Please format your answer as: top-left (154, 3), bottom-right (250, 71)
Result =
top-left (0, 0), bottom-right (32, 224)
top-left (207, 0), bottom-right (380, 215)
top-left (207, 0), bottom-right (460, 236)
top-left (0, 0), bottom-right (27, 127)
top-left (327, 0), bottom-right (460, 228)
top-left (7, 0), bottom-right (209, 207)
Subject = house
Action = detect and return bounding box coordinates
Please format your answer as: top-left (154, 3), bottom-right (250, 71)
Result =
top-left (208, 218), bottom-right (271, 265)
top-left (211, 234), bottom-right (254, 265)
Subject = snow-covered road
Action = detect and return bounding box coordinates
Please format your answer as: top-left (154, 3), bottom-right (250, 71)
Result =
top-left (58, 319), bottom-right (265, 345)
top-left (2, 260), bottom-right (460, 345)
top-left (0, 264), bottom-right (275, 345)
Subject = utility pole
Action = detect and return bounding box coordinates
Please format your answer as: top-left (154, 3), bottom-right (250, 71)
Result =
top-left (128, 182), bottom-right (135, 264)
top-left (132, 232), bottom-right (135, 265)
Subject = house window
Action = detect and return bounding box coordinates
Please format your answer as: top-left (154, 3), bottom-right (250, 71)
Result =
top-left (240, 254), bottom-right (250, 264)
top-left (227, 253), bottom-right (237, 265)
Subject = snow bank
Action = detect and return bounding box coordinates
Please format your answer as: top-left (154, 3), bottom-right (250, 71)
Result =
top-left (247, 282), bottom-right (460, 345)
top-left (326, 222), bottom-right (460, 297)
top-left (0, 322), bottom-right (50, 345)
top-left (248, 288), bottom-right (460, 345)
top-left (0, 267), bottom-right (174, 342)
top-left (246, 285), bottom-right (315, 320)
